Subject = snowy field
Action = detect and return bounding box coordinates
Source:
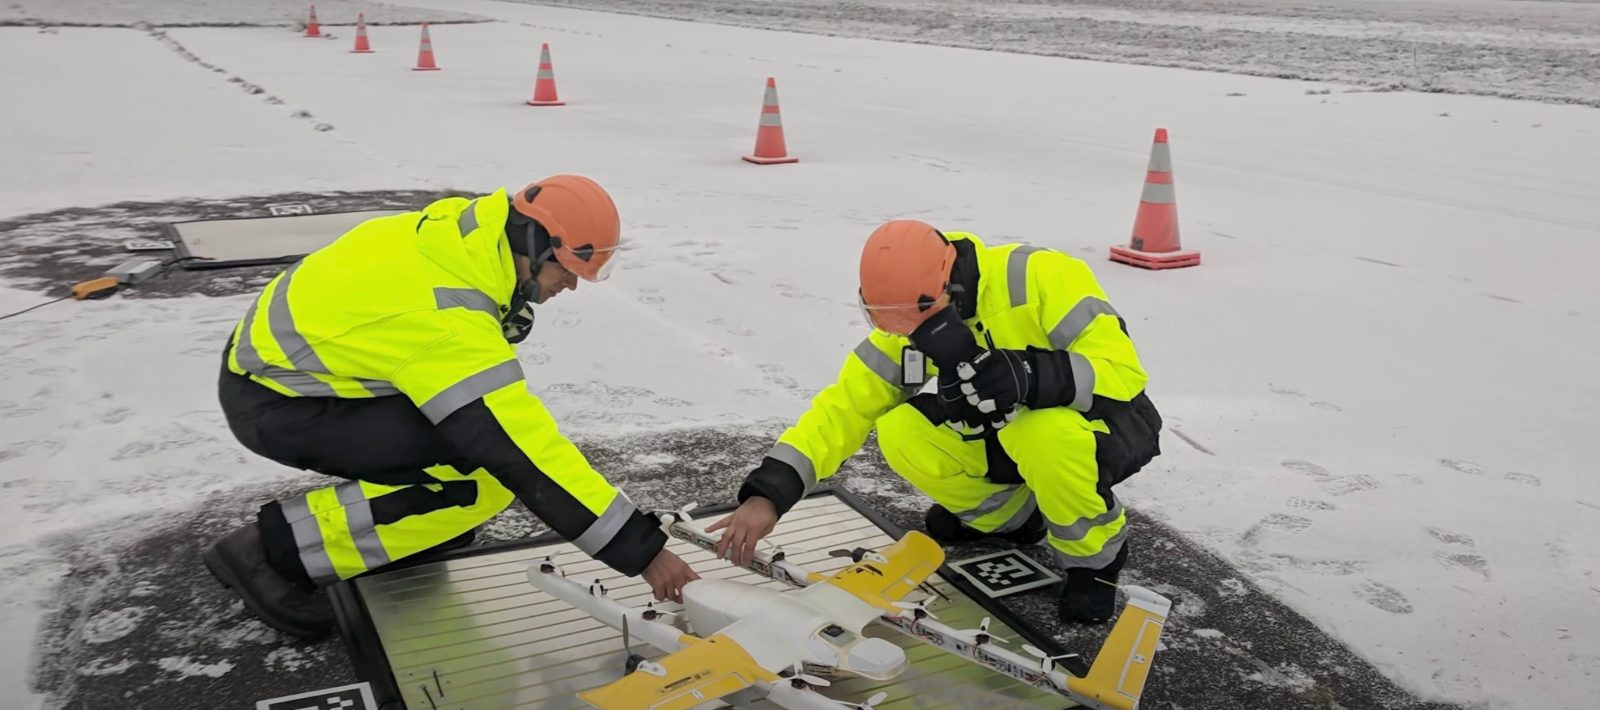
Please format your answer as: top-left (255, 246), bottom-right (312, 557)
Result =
top-left (1, 0), bottom-right (1598, 709)
top-left (0, 0), bottom-right (485, 26)
top-left (530, 0), bottom-right (1600, 106)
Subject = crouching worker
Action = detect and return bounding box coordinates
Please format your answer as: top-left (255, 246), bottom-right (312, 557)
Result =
top-left (710, 220), bottom-right (1161, 624)
top-left (203, 177), bottom-right (698, 637)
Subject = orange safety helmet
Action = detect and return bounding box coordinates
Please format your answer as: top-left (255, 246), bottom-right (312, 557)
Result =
top-left (858, 220), bottom-right (957, 335)
top-left (511, 175), bottom-right (621, 282)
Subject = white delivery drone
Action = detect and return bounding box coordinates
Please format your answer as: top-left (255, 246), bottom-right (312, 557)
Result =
top-left (525, 504), bottom-right (1171, 710)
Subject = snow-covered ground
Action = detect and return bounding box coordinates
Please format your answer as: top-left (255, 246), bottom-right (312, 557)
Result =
top-left (528, 0), bottom-right (1600, 106)
top-left (1, 1), bottom-right (1598, 709)
top-left (0, 0), bottom-right (484, 27)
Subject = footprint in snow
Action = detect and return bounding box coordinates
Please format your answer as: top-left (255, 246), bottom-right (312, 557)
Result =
top-left (1426, 526), bottom-right (1489, 578)
top-left (1355, 580), bottom-right (1413, 614)
top-left (759, 364), bottom-right (799, 391)
top-left (1424, 527), bottom-right (1475, 547)
top-left (1285, 497), bottom-right (1336, 511)
top-left (1439, 458), bottom-right (1486, 476)
top-left (1238, 514), bottom-right (1312, 547)
top-left (637, 289), bottom-right (665, 305)
top-left (1280, 459), bottom-right (1335, 482)
top-left (1433, 551), bottom-right (1491, 579)
top-left (1326, 474), bottom-right (1381, 496)
top-left (1503, 471), bottom-right (1541, 487)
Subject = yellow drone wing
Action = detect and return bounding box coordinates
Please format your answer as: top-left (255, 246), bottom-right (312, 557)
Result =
top-left (822, 530), bottom-right (946, 611)
top-left (577, 632), bottom-right (780, 710)
top-left (1066, 585), bottom-right (1171, 710)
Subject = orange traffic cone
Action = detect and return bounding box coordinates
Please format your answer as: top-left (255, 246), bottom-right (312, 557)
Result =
top-left (526, 43), bottom-right (565, 106)
top-left (1109, 128), bottom-right (1199, 270)
top-left (350, 13), bottom-right (373, 53)
top-left (743, 77), bottom-right (798, 165)
top-left (304, 4), bottom-right (321, 38)
top-left (413, 23), bottom-right (440, 71)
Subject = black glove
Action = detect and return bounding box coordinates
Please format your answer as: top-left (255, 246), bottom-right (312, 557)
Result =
top-left (1027, 347), bottom-right (1079, 410)
top-left (503, 300), bottom-right (535, 343)
top-left (909, 307), bottom-right (982, 370)
top-left (956, 349), bottom-right (1037, 431)
top-left (909, 307), bottom-right (986, 429)
top-left (907, 391), bottom-right (989, 436)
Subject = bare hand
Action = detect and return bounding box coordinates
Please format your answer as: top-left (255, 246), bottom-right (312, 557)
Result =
top-left (706, 497), bottom-right (778, 566)
top-left (640, 549), bottom-right (700, 603)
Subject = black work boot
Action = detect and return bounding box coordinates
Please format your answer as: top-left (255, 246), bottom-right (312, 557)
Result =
top-left (1058, 542), bottom-right (1130, 624)
top-left (202, 522), bottom-right (334, 638)
top-left (924, 504), bottom-right (1046, 546)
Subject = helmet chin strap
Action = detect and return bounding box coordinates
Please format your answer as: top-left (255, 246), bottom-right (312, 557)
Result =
top-left (503, 210), bottom-right (552, 342)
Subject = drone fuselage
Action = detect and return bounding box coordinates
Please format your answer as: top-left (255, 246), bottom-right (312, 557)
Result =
top-left (683, 578), bottom-right (908, 681)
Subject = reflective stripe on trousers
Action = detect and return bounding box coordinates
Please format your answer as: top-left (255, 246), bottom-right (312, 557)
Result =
top-left (279, 464), bottom-right (517, 585)
top-left (875, 404), bottom-right (1038, 534)
top-left (875, 402), bottom-right (1126, 569)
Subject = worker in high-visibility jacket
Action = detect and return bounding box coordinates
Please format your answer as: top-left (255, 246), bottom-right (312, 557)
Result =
top-left (710, 220), bottom-right (1162, 623)
top-left (202, 176), bottom-right (698, 638)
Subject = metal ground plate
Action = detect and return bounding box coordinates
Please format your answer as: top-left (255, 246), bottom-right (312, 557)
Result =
top-left (163, 209), bottom-right (401, 269)
top-left (332, 490), bottom-right (1070, 710)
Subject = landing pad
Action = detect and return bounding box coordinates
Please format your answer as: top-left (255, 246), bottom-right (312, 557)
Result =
top-left (163, 209), bottom-right (400, 269)
top-left (330, 490), bottom-right (1072, 709)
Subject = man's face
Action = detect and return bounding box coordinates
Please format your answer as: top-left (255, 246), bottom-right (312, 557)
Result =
top-left (533, 260), bottom-right (579, 303)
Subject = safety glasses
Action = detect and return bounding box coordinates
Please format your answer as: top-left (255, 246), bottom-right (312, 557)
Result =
top-left (554, 239), bottom-right (620, 282)
top-left (858, 289), bottom-right (951, 335)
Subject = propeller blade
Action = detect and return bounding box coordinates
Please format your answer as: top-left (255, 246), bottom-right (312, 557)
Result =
top-left (890, 600), bottom-right (939, 620)
top-left (865, 691), bottom-right (889, 707)
top-left (1022, 644), bottom-right (1045, 658)
top-left (799, 674), bottom-right (832, 688)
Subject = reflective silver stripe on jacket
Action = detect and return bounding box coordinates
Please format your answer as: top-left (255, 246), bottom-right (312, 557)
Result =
top-left (435, 287), bottom-right (500, 321)
top-left (418, 360), bottom-right (524, 424)
top-left (766, 441), bottom-right (817, 493)
top-left (1006, 245), bottom-right (1044, 308)
top-left (571, 494), bottom-right (641, 556)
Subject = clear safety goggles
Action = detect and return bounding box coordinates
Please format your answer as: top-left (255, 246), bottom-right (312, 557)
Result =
top-left (857, 289), bottom-right (951, 335)
top-left (554, 240), bottom-right (621, 282)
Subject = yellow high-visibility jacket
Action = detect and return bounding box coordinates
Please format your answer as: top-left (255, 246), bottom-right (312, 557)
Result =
top-left (741, 233), bottom-right (1157, 513)
top-left (225, 190), bottom-right (664, 575)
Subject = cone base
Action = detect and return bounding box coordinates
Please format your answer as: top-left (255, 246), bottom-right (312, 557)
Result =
top-left (743, 154), bottom-right (799, 165)
top-left (413, 66), bottom-right (441, 71)
top-left (350, 49), bottom-right (374, 53)
top-left (1109, 244), bottom-right (1201, 270)
top-left (305, 32), bottom-right (321, 38)
top-left (526, 99), bottom-right (566, 106)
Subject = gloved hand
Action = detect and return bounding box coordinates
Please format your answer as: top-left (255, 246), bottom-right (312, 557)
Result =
top-left (909, 307), bottom-right (983, 371)
top-left (502, 299), bottom-right (535, 343)
top-left (910, 389), bottom-right (995, 441)
top-left (909, 307), bottom-right (985, 425)
top-left (956, 349), bottom-right (1037, 431)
